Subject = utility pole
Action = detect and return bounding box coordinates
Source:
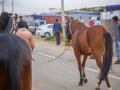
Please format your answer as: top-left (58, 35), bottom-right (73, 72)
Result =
top-left (2, 1), bottom-right (4, 12)
top-left (0, 0), bottom-right (6, 12)
top-left (61, 0), bottom-right (66, 40)
top-left (12, 0), bottom-right (14, 17)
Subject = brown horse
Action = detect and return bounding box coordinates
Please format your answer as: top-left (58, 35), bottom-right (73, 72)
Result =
top-left (67, 19), bottom-right (113, 90)
top-left (0, 12), bottom-right (32, 90)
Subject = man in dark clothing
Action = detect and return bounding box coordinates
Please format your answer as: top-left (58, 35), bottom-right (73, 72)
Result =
top-left (18, 16), bottom-right (28, 29)
top-left (112, 16), bottom-right (120, 64)
top-left (53, 19), bottom-right (62, 45)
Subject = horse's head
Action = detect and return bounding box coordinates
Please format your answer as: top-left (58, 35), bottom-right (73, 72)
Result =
top-left (0, 12), bottom-right (13, 33)
top-left (66, 18), bottom-right (84, 40)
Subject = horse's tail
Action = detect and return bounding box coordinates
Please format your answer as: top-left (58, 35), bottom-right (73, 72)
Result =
top-left (8, 49), bottom-right (21, 90)
top-left (100, 32), bottom-right (113, 80)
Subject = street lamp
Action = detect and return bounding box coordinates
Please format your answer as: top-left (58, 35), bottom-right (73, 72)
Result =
top-left (61, 0), bottom-right (66, 40)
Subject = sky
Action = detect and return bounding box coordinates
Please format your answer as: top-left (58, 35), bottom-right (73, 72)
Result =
top-left (0, 0), bottom-right (120, 15)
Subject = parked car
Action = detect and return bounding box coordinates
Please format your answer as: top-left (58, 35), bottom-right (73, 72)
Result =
top-left (26, 20), bottom-right (36, 34)
top-left (25, 19), bottom-right (46, 35)
top-left (36, 24), bottom-right (54, 37)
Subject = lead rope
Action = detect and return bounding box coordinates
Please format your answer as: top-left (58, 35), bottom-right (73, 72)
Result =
top-left (42, 45), bottom-right (71, 64)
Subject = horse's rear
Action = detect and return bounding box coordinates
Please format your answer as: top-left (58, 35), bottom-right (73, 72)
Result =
top-left (87, 25), bottom-right (113, 90)
top-left (0, 33), bottom-right (32, 90)
top-left (87, 25), bottom-right (113, 68)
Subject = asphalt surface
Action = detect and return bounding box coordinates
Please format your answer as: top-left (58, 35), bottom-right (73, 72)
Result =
top-left (32, 36), bottom-right (120, 90)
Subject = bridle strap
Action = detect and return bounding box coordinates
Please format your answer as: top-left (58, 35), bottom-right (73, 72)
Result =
top-left (9, 17), bottom-right (14, 33)
top-left (69, 22), bottom-right (72, 36)
top-left (69, 20), bottom-right (79, 36)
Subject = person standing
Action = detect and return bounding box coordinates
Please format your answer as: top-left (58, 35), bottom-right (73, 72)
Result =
top-left (89, 17), bottom-right (94, 27)
top-left (16, 21), bottom-right (35, 54)
top-left (17, 16), bottom-right (28, 29)
top-left (53, 19), bottom-right (62, 45)
top-left (81, 20), bottom-right (85, 25)
top-left (95, 17), bottom-right (101, 25)
top-left (112, 16), bottom-right (120, 64)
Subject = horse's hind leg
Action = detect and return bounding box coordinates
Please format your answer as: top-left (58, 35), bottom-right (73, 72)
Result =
top-left (96, 79), bottom-right (102, 90)
top-left (105, 77), bottom-right (112, 90)
top-left (92, 52), bottom-right (103, 90)
top-left (74, 52), bottom-right (83, 86)
top-left (96, 77), bottom-right (112, 90)
top-left (82, 55), bottom-right (88, 84)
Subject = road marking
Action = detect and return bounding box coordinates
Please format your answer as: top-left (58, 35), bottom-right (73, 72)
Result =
top-left (37, 52), bottom-right (120, 80)
top-left (86, 67), bottom-right (120, 80)
top-left (38, 52), bottom-right (55, 59)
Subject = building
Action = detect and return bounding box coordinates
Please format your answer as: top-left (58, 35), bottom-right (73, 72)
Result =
top-left (68, 11), bottom-right (100, 23)
top-left (24, 13), bottom-right (68, 24)
top-left (101, 4), bottom-right (120, 20)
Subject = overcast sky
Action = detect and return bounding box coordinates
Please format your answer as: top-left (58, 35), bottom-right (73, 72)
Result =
top-left (0, 0), bottom-right (120, 15)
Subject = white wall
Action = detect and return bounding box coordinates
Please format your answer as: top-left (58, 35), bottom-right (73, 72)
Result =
top-left (101, 10), bottom-right (120, 20)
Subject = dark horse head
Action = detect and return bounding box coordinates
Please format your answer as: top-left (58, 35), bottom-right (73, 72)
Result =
top-left (0, 12), bottom-right (32, 90)
top-left (0, 12), bottom-right (13, 33)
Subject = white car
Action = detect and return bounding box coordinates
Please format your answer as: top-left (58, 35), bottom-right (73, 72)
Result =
top-left (36, 24), bottom-right (54, 37)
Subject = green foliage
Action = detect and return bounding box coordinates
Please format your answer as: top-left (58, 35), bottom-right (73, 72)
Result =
top-left (45, 36), bottom-right (56, 41)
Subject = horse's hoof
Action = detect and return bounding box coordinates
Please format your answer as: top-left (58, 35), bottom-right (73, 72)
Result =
top-left (78, 82), bottom-right (83, 86)
top-left (95, 87), bottom-right (101, 90)
top-left (108, 87), bottom-right (112, 90)
top-left (83, 78), bottom-right (88, 83)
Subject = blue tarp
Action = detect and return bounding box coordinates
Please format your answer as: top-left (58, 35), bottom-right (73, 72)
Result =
top-left (106, 4), bottom-right (120, 11)
top-left (31, 15), bottom-right (42, 19)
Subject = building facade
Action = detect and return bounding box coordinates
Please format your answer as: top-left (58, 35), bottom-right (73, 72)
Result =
top-left (68, 11), bottom-right (100, 23)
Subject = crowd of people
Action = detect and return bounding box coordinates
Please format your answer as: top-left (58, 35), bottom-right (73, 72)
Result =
top-left (79, 17), bottom-right (101, 27)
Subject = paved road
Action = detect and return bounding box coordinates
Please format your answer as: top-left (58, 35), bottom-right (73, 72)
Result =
top-left (32, 36), bottom-right (120, 90)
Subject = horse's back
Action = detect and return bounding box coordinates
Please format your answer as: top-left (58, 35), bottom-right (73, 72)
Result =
top-left (0, 33), bottom-right (31, 90)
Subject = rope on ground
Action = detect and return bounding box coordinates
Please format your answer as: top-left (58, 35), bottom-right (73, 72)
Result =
top-left (42, 45), bottom-right (71, 64)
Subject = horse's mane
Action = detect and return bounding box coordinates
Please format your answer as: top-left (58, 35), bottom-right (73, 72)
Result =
top-left (70, 20), bottom-right (87, 34)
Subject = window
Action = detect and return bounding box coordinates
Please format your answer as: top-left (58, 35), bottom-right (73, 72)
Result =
top-left (48, 25), bottom-right (53, 28)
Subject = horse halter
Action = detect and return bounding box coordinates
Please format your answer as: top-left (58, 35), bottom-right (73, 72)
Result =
top-left (10, 17), bottom-right (14, 33)
top-left (4, 17), bottom-right (14, 33)
top-left (68, 20), bottom-right (79, 36)
top-left (68, 22), bottom-right (73, 36)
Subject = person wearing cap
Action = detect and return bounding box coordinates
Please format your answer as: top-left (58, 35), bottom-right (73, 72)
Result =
top-left (81, 20), bottom-right (85, 25)
top-left (112, 16), bottom-right (120, 64)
